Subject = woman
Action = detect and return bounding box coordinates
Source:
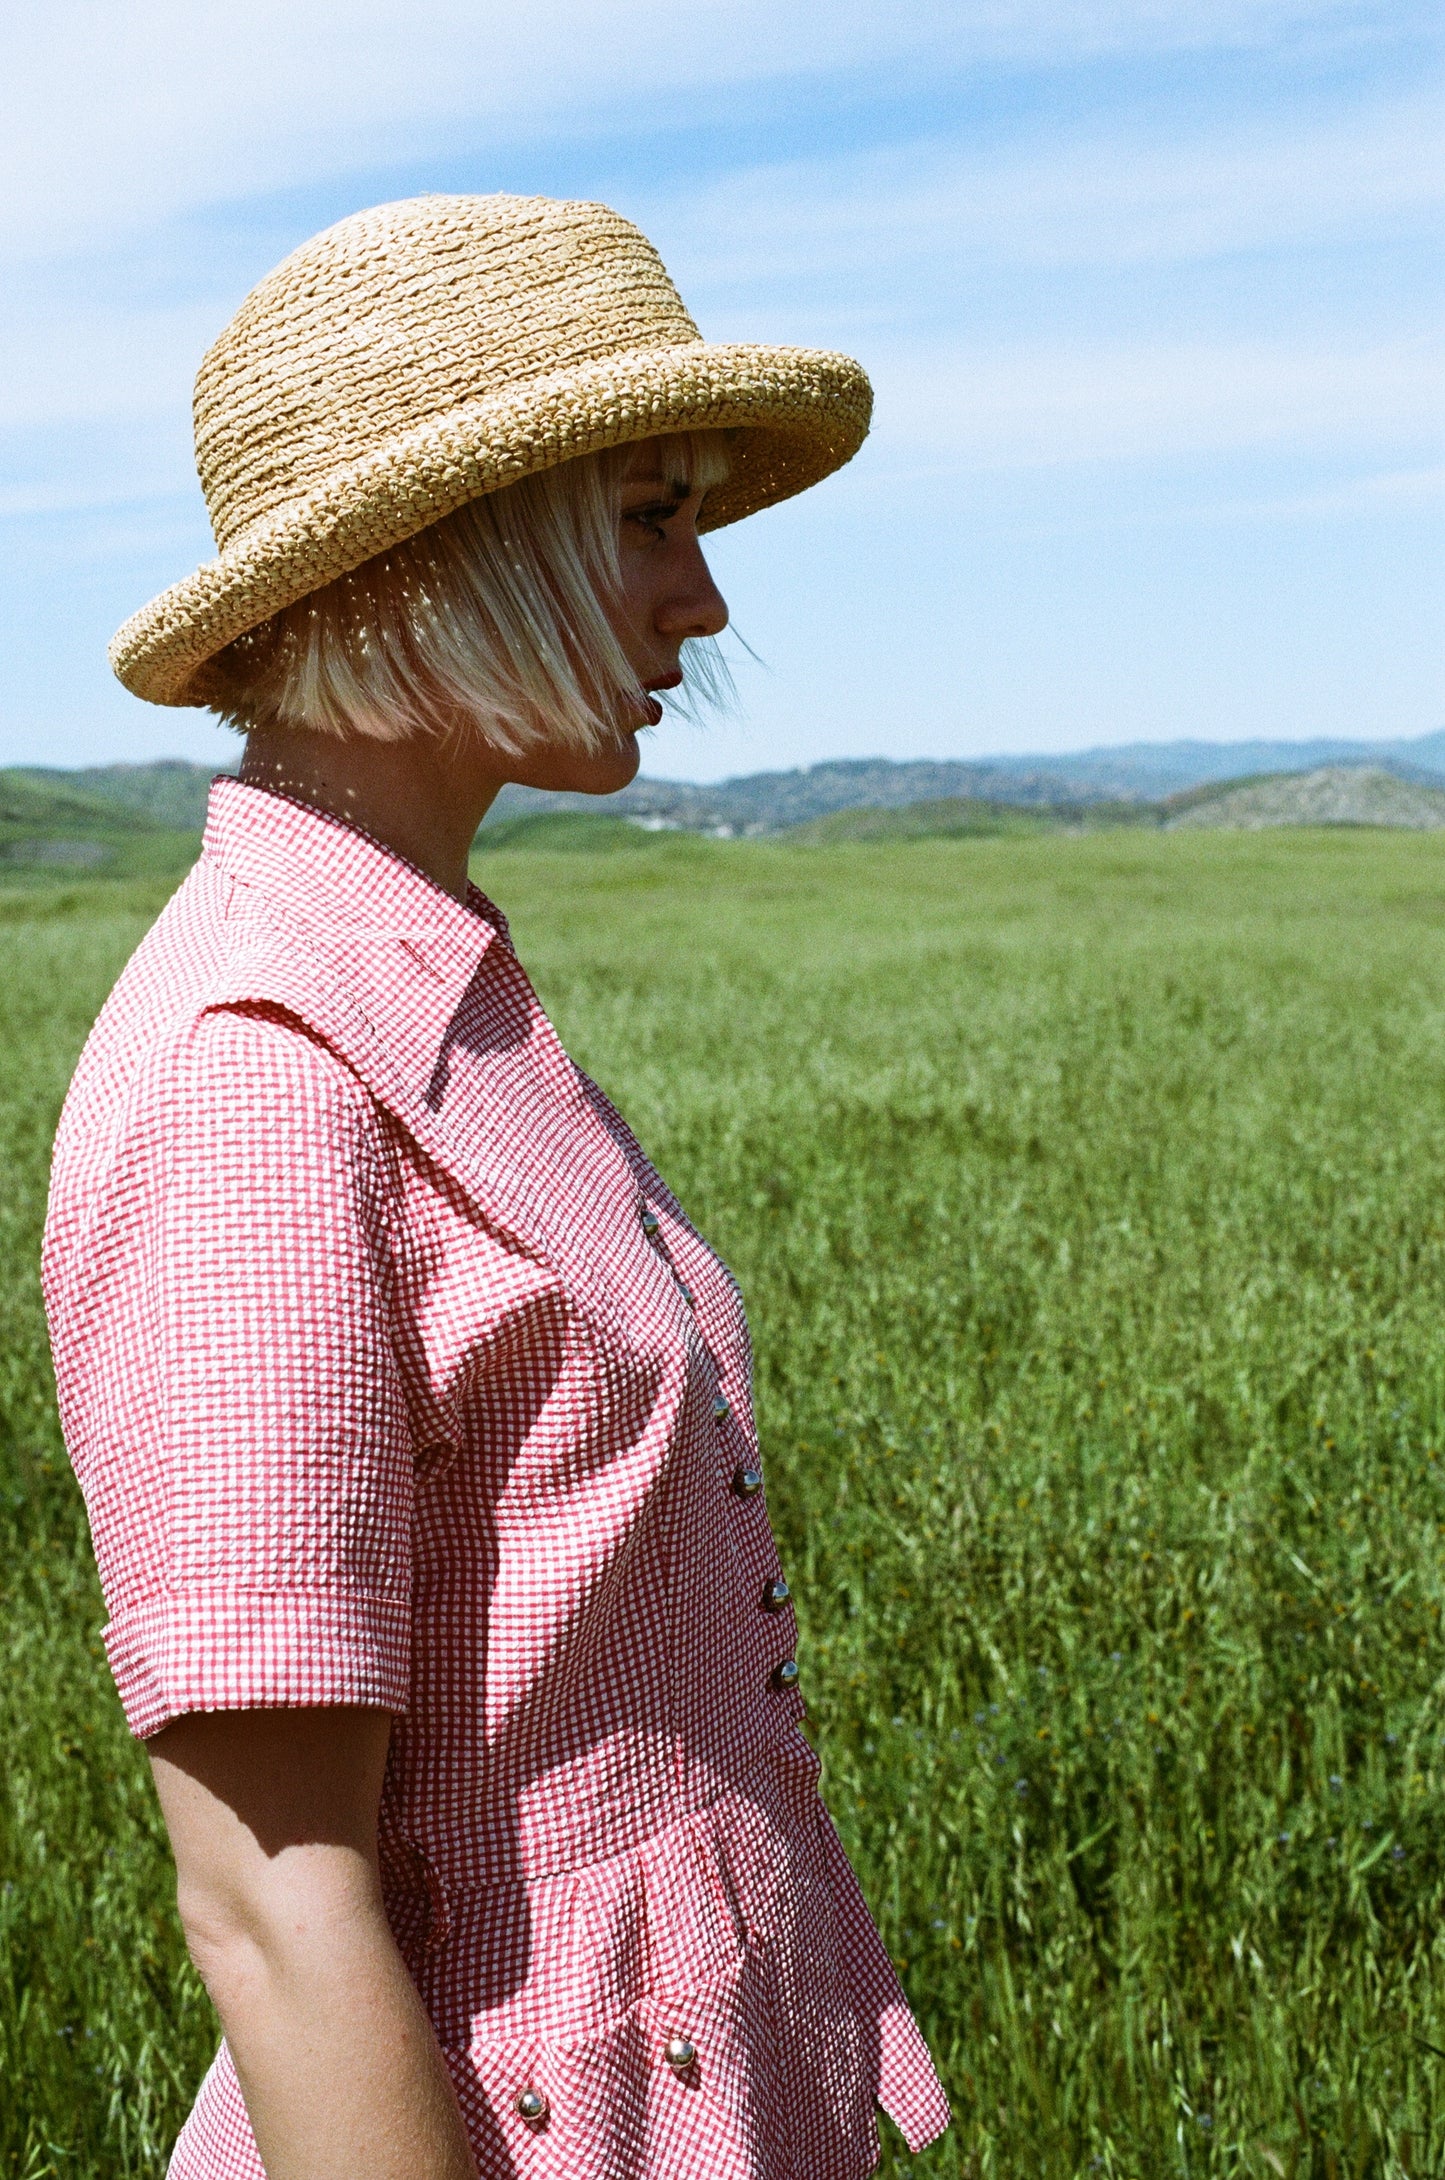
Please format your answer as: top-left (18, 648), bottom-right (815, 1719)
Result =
top-left (44, 193), bottom-right (949, 2180)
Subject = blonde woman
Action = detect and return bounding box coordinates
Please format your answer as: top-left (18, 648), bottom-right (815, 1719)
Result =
top-left (44, 195), bottom-right (949, 2180)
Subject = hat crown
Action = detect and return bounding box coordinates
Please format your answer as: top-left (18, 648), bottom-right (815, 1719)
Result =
top-left (195, 194), bottom-right (702, 551)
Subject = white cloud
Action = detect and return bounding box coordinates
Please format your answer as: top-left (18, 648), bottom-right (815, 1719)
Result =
top-left (0, 0), bottom-right (1410, 261)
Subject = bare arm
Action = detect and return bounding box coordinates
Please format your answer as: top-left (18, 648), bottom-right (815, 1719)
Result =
top-left (149, 1707), bottom-right (475, 2180)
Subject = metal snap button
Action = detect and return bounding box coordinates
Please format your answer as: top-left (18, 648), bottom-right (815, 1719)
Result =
top-left (762, 1578), bottom-right (791, 1613)
top-left (713, 1394), bottom-right (731, 1422)
top-left (664, 2034), bottom-right (697, 2072)
top-left (772, 1658), bottom-right (800, 1691)
top-left (733, 1466), bottom-right (764, 1498)
top-left (640, 1208), bottom-right (660, 1236)
top-left (515, 2087), bottom-right (548, 2124)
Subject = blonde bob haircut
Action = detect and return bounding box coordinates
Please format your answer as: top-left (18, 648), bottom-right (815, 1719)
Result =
top-left (206, 431), bottom-right (731, 751)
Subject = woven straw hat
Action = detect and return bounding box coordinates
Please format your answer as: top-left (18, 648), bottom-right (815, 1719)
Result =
top-left (110, 193), bottom-right (872, 708)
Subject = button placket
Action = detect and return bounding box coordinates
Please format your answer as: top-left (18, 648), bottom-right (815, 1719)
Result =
top-left (650, 1196), bottom-right (800, 1701)
top-left (638, 1198), bottom-right (696, 1309)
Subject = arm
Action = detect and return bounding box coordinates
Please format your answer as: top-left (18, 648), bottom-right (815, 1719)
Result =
top-left (149, 1706), bottom-right (475, 2180)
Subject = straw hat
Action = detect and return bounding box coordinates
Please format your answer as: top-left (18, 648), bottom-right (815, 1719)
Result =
top-left (110, 193), bottom-right (872, 708)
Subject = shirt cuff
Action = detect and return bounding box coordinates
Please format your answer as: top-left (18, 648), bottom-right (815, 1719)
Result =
top-left (103, 1587), bottom-right (413, 1739)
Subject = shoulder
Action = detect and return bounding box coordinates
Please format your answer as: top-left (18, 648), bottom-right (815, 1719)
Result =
top-left (57, 854), bottom-right (379, 1169)
top-left (47, 981), bottom-right (392, 1304)
top-left (59, 994), bottom-right (381, 1175)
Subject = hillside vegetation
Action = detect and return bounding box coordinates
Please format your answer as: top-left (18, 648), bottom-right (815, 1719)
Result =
top-left (7, 830), bottom-right (1445, 2175)
top-left (0, 774), bottom-right (201, 882)
top-left (1167, 766), bottom-right (1445, 833)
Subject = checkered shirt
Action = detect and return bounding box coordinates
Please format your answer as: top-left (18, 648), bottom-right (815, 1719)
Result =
top-left (44, 779), bottom-right (950, 2179)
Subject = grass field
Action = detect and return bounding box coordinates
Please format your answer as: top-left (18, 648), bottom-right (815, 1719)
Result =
top-left (6, 828), bottom-right (1445, 2177)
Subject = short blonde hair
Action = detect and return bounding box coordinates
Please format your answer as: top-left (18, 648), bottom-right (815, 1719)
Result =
top-left (205, 431), bottom-right (731, 750)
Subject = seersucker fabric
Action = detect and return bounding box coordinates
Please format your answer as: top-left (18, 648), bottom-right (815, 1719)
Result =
top-left (43, 778), bottom-right (949, 2179)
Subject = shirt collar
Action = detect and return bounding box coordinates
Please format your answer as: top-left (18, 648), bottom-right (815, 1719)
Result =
top-left (202, 776), bottom-right (510, 1082)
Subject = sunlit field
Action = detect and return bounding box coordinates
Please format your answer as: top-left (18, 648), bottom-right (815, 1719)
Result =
top-left (7, 828), bottom-right (1445, 2177)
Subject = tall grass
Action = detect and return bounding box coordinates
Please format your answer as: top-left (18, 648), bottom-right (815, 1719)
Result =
top-left (5, 831), bottom-right (1445, 2175)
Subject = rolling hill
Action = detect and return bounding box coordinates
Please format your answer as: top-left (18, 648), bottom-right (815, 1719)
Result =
top-left (1165, 766), bottom-right (1445, 832)
top-left (6, 735), bottom-right (1445, 858)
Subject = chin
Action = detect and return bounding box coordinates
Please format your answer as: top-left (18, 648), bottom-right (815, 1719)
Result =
top-left (512, 729), bottom-right (643, 798)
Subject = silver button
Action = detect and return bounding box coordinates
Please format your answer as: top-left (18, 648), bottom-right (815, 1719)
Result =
top-left (678, 1282), bottom-right (696, 1307)
top-left (515, 2088), bottom-right (548, 2124)
top-left (733, 1466), bottom-right (763, 1498)
top-left (713, 1395), bottom-right (731, 1422)
top-left (640, 1207), bottom-right (660, 1236)
top-left (772, 1658), bottom-right (800, 1691)
top-left (762, 1578), bottom-right (791, 1613)
top-left (664, 2035), bottom-right (697, 2072)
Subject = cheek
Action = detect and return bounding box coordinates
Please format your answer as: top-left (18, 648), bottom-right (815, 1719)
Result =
top-left (611, 555), bottom-right (660, 646)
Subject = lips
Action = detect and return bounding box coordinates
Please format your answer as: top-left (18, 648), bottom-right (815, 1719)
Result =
top-left (638, 669), bottom-right (680, 729)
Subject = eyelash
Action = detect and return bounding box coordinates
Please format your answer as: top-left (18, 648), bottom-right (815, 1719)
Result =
top-left (626, 503), bottom-right (682, 541)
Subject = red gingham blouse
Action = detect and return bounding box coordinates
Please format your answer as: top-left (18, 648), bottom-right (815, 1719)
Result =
top-left (44, 779), bottom-right (949, 2180)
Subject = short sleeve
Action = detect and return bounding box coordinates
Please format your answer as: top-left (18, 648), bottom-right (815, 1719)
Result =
top-left (45, 1005), bottom-right (416, 1738)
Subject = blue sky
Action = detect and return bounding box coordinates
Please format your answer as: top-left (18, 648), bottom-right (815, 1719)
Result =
top-left (2, 0), bottom-right (1440, 783)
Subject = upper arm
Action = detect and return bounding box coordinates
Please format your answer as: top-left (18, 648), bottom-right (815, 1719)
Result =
top-left (49, 1006), bottom-right (417, 1739)
top-left (149, 1705), bottom-right (395, 1947)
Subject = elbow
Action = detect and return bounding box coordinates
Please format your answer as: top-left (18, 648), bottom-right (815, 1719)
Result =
top-left (173, 1874), bottom-right (273, 2012)
top-left (173, 1855), bottom-right (381, 2017)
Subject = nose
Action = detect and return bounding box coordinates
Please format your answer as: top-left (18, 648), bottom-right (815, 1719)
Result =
top-left (656, 533), bottom-right (728, 642)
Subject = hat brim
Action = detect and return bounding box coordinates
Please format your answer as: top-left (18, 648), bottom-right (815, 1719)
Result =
top-left (109, 341), bottom-right (871, 709)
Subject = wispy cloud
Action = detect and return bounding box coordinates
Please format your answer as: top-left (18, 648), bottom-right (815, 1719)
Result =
top-left (1, 0), bottom-right (1425, 260)
top-left (660, 91), bottom-right (1443, 305)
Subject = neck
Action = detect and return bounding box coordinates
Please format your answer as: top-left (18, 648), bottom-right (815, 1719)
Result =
top-left (239, 727), bottom-right (502, 903)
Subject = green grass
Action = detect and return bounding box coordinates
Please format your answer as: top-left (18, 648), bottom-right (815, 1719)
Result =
top-left (8, 830), bottom-right (1445, 2176)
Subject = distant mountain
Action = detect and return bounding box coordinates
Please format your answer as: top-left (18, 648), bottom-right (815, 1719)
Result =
top-left (9, 732), bottom-right (1445, 843)
top-left (776, 768), bottom-right (1445, 845)
top-left (967, 732), bottom-right (1445, 802)
top-left (491, 732), bottom-right (1445, 834)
